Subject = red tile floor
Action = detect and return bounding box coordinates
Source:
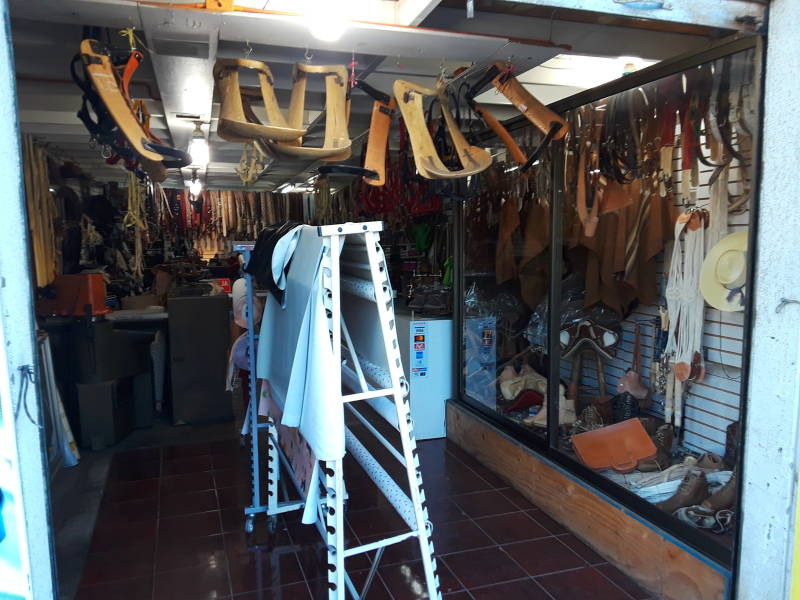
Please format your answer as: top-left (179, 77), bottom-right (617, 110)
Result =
top-left (75, 437), bottom-right (654, 599)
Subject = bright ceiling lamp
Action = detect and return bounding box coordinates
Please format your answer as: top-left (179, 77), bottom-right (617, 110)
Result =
top-left (188, 168), bottom-right (203, 196)
top-left (306, 0), bottom-right (348, 42)
top-left (189, 121), bottom-right (209, 167)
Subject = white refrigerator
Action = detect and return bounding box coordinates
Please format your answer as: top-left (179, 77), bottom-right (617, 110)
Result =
top-left (397, 313), bottom-right (453, 440)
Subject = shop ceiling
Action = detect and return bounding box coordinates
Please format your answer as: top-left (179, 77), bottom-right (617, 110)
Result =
top-left (10, 0), bottom-right (765, 191)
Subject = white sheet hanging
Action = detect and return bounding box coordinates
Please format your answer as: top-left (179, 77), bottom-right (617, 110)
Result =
top-left (256, 225), bottom-right (344, 462)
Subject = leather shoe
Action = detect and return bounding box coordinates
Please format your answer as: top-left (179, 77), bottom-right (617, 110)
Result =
top-left (655, 469), bottom-right (709, 513)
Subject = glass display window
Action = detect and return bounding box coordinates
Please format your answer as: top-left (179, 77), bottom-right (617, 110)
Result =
top-left (456, 37), bottom-right (760, 566)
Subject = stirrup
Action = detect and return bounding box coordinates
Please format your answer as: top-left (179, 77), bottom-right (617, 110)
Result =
top-left (267, 63), bottom-right (352, 161)
top-left (213, 59), bottom-right (307, 143)
top-left (394, 80), bottom-right (492, 179)
top-left (356, 80), bottom-right (396, 186)
top-left (80, 39), bottom-right (164, 164)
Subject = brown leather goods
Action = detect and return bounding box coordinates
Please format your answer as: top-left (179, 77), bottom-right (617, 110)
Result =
top-left (616, 323), bottom-right (649, 401)
top-left (394, 80), bottom-right (492, 179)
top-left (592, 353), bottom-right (613, 422)
top-left (363, 94), bottom-right (396, 186)
top-left (213, 59), bottom-right (306, 143)
top-left (572, 417), bottom-right (656, 473)
top-left (80, 39), bottom-right (164, 164)
top-left (560, 320), bottom-right (620, 362)
top-left (701, 467), bottom-right (737, 511)
top-left (490, 62), bottom-right (568, 141)
top-left (655, 469), bottom-right (709, 513)
top-left (496, 198), bottom-right (520, 284)
top-left (636, 424), bottom-right (673, 472)
top-left (268, 63), bottom-right (352, 160)
top-left (696, 452), bottom-right (725, 470)
top-left (472, 102), bottom-right (527, 165)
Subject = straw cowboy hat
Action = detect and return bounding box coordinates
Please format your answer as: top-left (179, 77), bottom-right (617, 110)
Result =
top-left (700, 231), bottom-right (748, 312)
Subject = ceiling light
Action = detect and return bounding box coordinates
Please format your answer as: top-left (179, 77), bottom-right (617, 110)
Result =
top-left (189, 122), bottom-right (209, 167)
top-left (189, 168), bottom-right (203, 196)
top-left (307, 2), bottom-right (347, 42)
top-left (190, 138), bottom-right (209, 167)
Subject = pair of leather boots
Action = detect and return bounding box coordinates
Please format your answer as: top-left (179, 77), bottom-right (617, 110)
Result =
top-left (656, 465), bottom-right (738, 525)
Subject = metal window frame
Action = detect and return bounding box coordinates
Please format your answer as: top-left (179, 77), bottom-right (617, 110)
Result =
top-left (453, 31), bottom-right (764, 574)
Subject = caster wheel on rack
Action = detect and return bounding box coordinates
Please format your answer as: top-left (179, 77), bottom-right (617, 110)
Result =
top-left (245, 515), bottom-right (255, 534)
top-left (267, 515), bottom-right (278, 534)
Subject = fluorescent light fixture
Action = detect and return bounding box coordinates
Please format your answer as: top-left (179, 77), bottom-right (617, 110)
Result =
top-left (307, 1), bottom-right (347, 42)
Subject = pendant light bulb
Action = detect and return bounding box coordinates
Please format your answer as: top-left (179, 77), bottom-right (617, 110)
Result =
top-left (189, 121), bottom-right (209, 167)
top-left (307, 2), bottom-right (347, 42)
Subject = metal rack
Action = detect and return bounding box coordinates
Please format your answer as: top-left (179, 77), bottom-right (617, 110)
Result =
top-left (234, 222), bottom-right (441, 599)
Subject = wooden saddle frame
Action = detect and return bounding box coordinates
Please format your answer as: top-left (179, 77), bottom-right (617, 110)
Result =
top-left (80, 39), bottom-right (165, 165)
top-left (265, 63), bottom-right (352, 161)
top-left (213, 58), bottom-right (307, 143)
top-left (394, 80), bottom-right (492, 179)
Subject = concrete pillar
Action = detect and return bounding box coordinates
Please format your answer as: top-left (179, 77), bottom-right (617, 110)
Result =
top-left (738, 1), bottom-right (800, 598)
top-left (0, 1), bottom-right (57, 598)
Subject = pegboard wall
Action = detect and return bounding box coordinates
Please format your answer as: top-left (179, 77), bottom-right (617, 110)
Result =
top-left (561, 142), bottom-right (751, 457)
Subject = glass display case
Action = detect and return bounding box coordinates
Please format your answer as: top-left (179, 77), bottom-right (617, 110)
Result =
top-left (455, 35), bottom-right (761, 567)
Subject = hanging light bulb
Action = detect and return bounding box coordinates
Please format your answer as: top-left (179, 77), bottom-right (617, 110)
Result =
top-left (189, 168), bottom-right (203, 195)
top-left (189, 121), bottom-right (209, 167)
top-left (307, 1), bottom-right (347, 42)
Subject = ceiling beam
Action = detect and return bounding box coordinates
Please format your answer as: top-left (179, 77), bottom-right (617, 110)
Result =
top-left (138, 4), bottom-right (219, 187)
top-left (485, 0), bottom-right (764, 32)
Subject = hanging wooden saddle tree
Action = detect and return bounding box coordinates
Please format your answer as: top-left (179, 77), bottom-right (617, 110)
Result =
top-left (469, 100), bottom-right (527, 166)
top-left (79, 39), bottom-right (165, 164)
top-left (490, 62), bottom-right (568, 143)
top-left (394, 80), bottom-right (492, 179)
top-left (213, 59), bottom-right (307, 143)
top-left (357, 80), bottom-right (396, 186)
top-left (266, 63), bottom-right (352, 161)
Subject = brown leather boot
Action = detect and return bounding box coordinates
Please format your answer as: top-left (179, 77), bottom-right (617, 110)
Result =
top-left (701, 467), bottom-right (737, 511)
top-left (656, 469), bottom-right (709, 513)
top-left (637, 424), bottom-right (673, 472)
top-left (696, 452), bottom-right (724, 470)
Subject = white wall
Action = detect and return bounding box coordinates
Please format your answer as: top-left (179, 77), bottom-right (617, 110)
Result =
top-left (0, 0), bottom-right (57, 596)
top-left (738, 1), bottom-right (800, 598)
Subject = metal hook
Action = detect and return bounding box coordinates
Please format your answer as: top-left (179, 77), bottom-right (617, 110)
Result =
top-left (244, 39), bottom-right (253, 59)
top-left (304, 45), bottom-right (313, 64)
top-left (775, 298), bottom-right (800, 313)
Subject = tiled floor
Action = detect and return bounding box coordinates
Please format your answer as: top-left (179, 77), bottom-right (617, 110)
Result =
top-left (74, 436), bottom-right (653, 599)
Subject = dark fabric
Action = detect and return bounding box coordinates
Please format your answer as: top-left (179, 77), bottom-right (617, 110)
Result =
top-left (243, 220), bottom-right (302, 303)
top-left (612, 392), bottom-right (639, 423)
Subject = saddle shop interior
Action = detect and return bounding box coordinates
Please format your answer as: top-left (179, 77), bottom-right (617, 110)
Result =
top-left (2, 1), bottom-right (769, 599)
